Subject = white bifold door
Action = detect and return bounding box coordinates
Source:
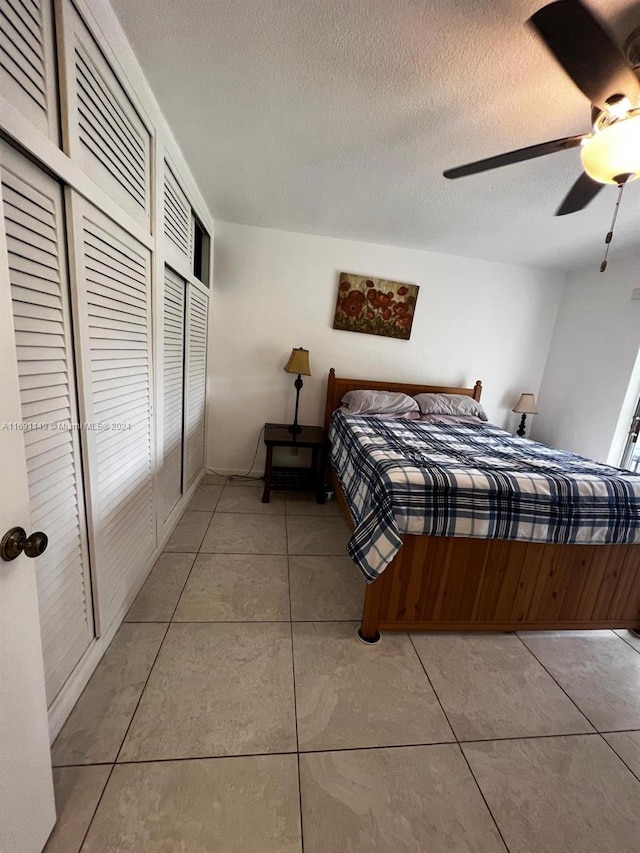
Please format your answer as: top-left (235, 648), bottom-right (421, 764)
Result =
top-left (185, 283), bottom-right (208, 488)
top-left (162, 267), bottom-right (185, 520)
top-left (162, 269), bottom-right (208, 520)
top-left (68, 194), bottom-right (155, 633)
top-left (1, 141), bottom-right (94, 708)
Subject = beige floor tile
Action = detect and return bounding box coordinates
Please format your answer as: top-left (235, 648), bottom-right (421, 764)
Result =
top-left (125, 553), bottom-right (196, 622)
top-left (299, 745), bottom-right (506, 853)
top-left (44, 766), bottom-right (111, 853)
top-left (613, 629), bottom-right (640, 653)
top-left (603, 730), bottom-right (640, 779)
top-left (119, 622), bottom-right (296, 761)
top-left (285, 491), bottom-right (342, 516)
top-left (51, 623), bottom-right (166, 765)
top-left (463, 735), bottom-right (640, 853)
top-left (200, 512), bottom-right (287, 553)
top-left (216, 484), bottom-right (285, 514)
top-left (164, 510), bottom-right (212, 551)
top-left (411, 633), bottom-right (592, 740)
top-left (82, 755), bottom-right (301, 853)
top-left (289, 555), bottom-right (364, 621)
top-left (293, 622), bottom-right (452, 751)
top-left (519, 630), bottom-right (640, 731)
top-left (286, 515), bottom-right (350, 555)
top-left (174, 553), bottom-right (290, 621)
top-left (187, 483), bottom-right (224, 511)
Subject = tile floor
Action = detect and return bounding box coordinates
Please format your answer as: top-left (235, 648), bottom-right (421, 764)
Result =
top-left (46, 475), bottom-right (640, 852)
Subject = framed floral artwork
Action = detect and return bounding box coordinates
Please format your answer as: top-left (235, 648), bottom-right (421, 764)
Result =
top-left (332, 273), bottom-right (419, 340)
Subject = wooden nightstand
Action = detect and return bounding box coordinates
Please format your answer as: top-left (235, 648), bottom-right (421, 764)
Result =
top-left (262, 423), bottom-right (326, 504)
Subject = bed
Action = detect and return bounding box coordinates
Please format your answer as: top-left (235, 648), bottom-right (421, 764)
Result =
top-left (323, 369), bottom-right (640, 642)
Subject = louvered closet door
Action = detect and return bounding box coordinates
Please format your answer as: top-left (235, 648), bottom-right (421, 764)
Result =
top-left (185, 284), bottom-right (208, 488)
top-left (1, 142), bottom-right (94, 707)
top-left (163, 267), bottom-right (185, 520)
top-left (164, 163), bottom-right (193, 275)
top-left (70, 196), bottom-right (155, 631)
top-left (58, 0), bottom-right (151, 228)
top-left (0, 0), bottom-right (59, 141)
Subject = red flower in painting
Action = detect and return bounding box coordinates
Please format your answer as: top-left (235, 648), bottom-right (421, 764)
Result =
top-left (365, 309), bottom-right (375, 320)
top-left (365, 279), bottom-right (375, 288)
top-left (396, 316), bottom-right (412, 329)
top-left (382, 307), bottom-right (392, 320)
top-left (397, 286), bottom-right (409, 296)
top-left (340, 290), bottom-right (366, 317)
top-left (339, 280), bottom-right (351, 292)
top-left (367, 289), bottom-right (380, 307)
top-left (378, 292), bottom-right (394, 308)
top-left (393, 302), bottom-right (413, 318)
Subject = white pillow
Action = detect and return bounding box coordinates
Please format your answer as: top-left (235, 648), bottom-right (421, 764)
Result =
top-left (420, 413), bottom-right (486, 425)
top-left (413, 392), bottom-right (487, 421)
top-left (340, 390), bottom-right (419, 416)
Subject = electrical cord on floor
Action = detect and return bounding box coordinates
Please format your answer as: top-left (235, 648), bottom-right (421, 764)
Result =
top-left (206, 426), bottom-right (265, 483)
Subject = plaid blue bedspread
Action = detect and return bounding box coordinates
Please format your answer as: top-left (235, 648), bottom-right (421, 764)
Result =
top-left (329, 411), bottom-right (640, 582)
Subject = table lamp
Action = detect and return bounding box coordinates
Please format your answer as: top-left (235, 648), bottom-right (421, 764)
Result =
top-left (284, 347), bottom-right (311, 435)
top-left (512, 393), bottom-right (538, 437)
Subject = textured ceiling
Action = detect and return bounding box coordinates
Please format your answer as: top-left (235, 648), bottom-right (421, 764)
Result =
top-left (111, 0), bottom-right (640, 270)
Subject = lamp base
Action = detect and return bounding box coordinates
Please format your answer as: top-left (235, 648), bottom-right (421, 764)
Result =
top-left (287, 375), bottom-right (304, 436)
top-left (516, 413), bottom-right (527, 438)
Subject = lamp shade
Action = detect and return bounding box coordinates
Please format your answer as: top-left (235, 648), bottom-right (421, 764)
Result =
top-left (284, 347), bottom-right (311, 376)
top-left (512, 393), bottom-right (538, 415)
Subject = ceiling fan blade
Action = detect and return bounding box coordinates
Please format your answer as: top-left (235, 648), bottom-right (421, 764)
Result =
top-left (529, 0), bottom-right (640, 111)
top-left (443, 134), bottom-right (586, 179)
top-left (555, 172), bottom-right (604, 215)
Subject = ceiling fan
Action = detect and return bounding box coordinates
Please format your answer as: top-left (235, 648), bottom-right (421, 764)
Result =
top-left (443, 0), bottom-right (640, 217)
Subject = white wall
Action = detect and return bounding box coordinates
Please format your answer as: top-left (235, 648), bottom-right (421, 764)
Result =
top-left (207, 222), bottom-right (565, 473)
top-left (533, 252), bottom-right (640, 463)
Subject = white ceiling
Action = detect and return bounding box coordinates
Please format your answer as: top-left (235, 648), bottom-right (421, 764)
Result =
top-left (111, 0), bottom-right (640, 270)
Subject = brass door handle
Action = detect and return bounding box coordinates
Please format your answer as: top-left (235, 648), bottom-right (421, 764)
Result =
top-left (1, 527), bottom-right (48, 561)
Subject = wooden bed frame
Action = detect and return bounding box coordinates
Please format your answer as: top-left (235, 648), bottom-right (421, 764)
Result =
top-left (324, 368), bottom-right (640, 641)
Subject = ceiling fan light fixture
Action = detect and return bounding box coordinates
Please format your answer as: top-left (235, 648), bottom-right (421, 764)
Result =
top-left (580, 116), bottom-right (640, 184)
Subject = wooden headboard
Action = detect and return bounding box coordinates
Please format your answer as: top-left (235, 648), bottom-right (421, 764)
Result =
top-left (323, 368), bottom-right (483, 432)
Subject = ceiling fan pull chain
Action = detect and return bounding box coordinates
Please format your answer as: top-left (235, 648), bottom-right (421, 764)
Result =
top-left (600, 181), bottom-right (626, 272)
